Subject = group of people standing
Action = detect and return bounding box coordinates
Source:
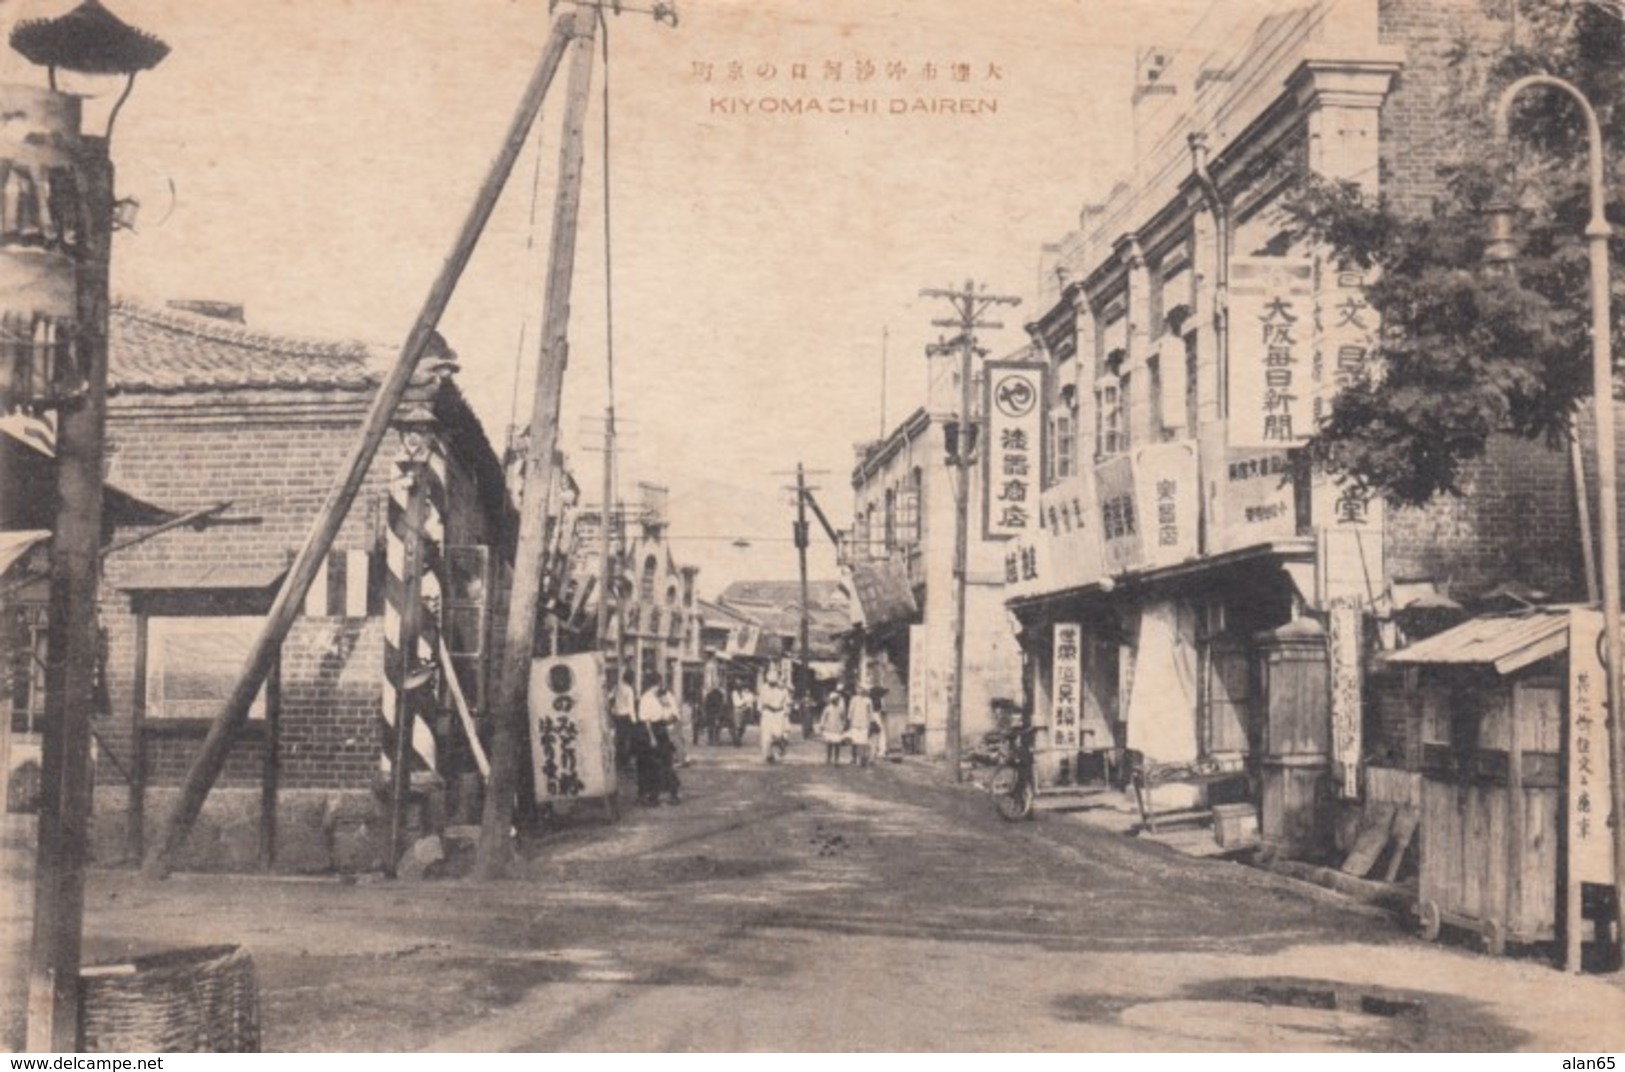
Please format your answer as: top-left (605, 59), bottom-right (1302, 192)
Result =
top-left (818, 684), bottom-right (887, 766)
top-left (610, 669), bottom-right (682, 807)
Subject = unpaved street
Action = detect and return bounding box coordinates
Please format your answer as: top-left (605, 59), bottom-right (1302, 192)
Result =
top-left (12, 740), bottom-right (1625, 1051)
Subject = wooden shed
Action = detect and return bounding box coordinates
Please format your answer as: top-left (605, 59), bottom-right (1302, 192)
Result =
top-left (1382, 609), bottom-right (1590, 961)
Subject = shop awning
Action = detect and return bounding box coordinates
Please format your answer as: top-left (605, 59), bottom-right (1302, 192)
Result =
top-left (1381, 609), bottom-right (1572, 676)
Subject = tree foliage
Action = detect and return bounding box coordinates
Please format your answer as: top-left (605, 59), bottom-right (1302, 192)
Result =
top-left (1282, 1), bottom-right (1625, 506)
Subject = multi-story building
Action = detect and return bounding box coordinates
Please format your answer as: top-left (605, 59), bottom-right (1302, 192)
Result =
top-left (849, 341), bottom-right (1026, 755)
top-left (1003, 0), bottom-right (1584, 846)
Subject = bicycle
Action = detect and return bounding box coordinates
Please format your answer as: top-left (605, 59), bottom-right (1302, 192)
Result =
top-left (987, 723), bottom-right (1039, 822)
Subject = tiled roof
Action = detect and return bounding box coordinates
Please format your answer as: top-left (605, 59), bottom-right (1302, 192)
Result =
top-left (109, 300), bottom-right (382, 394)
top-left (718, 579), bottom-right (848, 610)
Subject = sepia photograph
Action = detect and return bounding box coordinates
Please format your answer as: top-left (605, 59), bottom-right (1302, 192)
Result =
top-left (2, 0), bottom-right (1625, 1054)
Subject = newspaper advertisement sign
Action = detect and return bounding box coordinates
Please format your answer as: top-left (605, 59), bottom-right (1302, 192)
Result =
top-left (983, 361), bottom-right (1046, 539)
top-left (1230, 256), bottom-right (1314, 448)
top-left (1218, 448), bottom-right (1298, 552)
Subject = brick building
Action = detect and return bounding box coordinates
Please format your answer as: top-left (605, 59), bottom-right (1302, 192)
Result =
top-left (1001, 0), bottom-right (1582, 853)
top-left (88, 300), bottom-right (513, 872)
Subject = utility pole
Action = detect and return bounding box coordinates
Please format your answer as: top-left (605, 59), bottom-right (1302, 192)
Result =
top-left (477, 9), bottom-right (600, 879)
top-left (920, 281), bottom-right (1020, 783)
top-left (596, 407), bottom-right (616, 647)
top-left (795, 463), bottom-right (812, 725)
top-left (147, 14), bottom-right (578, 878)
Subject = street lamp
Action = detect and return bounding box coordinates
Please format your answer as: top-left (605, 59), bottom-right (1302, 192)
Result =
top-left (7, 0), bottom-right (167, 1051)
top-left (1490, 73), bottom-right (1625, 973)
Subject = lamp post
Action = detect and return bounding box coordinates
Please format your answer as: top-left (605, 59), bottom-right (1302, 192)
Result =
top-left (5, 0), bottom-right (168, 1050)
top-left (1488, 73), bottom-right (1625, 972)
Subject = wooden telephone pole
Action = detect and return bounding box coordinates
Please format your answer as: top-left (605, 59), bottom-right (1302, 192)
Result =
top-left (919, 281), bottom-right (1020, 782)
top-left (147, 16), bottom-right (580, 877)
top-left (476, 9), bottom-right (600, 877)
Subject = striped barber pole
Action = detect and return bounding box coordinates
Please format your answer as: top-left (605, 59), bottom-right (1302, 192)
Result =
top-left (380, 432), bottom-right (448, 779)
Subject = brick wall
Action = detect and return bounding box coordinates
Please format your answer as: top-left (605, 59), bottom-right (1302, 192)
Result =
top-left (1379, 0), bottom-right (1509, 218)
top-left (93, 387), bottom-right (504, 800)
top-left (1383, 430), bottom-right (1582, 600)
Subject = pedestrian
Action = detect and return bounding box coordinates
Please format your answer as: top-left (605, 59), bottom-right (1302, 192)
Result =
top-left (638, 675), bottom-right (681, 805)
top-left (819, 688), bottom-right (849, 765)
top-left (690, 688), bottom-right (708, 748)
top-left (731, 680), bottom-right (755, 747)
top-left (853, 685), bottom-right (886, 766)
top-left (758, 668), bottom-right (790, 763)
top-left (703, 684), bottom-right (728, 746)
top-left (610, 668), bottom-right (637, 772)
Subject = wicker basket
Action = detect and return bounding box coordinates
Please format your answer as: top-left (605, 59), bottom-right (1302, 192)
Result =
top-left (79, 945), bottom-right (260, 1053)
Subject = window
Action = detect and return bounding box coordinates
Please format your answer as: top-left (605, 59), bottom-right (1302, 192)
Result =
top-left (1147, 356), bottom-right (1164, 442)
top-left (883, 488), bottom-right (896, 553)
top-left (640, 555), bottom-right (658, 602)
top-left (1055, 414), bottom-right (1076, 481)
top-left (146, 616), bottom-right (266, 720)
top-left (1184, 330), bottom-right (1200, 434)
top-left (1118, 371), bottom-right (1133, 452)
top-left (896, 469), bottom-right (921, 548)
top-left (6, 604), bottom-right (47, 737)
top-left (1096, 380), bottom-right (1122, 460)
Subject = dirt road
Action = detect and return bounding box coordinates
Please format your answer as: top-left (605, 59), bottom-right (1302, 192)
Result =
top-left (8, 740), bottom-right (1624, 1051)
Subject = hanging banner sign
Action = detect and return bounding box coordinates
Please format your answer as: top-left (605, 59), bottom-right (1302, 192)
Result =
top-left (529, 652), bottom-right (616, 803)
top-left (1133, 441), bottom-right (1199, 569)
top-left (1327, 599), bottom-right (1363, 799)
top-left (908, 624), bottom-right (928, 728)
top-left (1230, 256), bottom-right (1314, 448)
top-left (1567, 610), bottom-right (1618, 886)
top-left (1050, 622), bottom-right (1083, 751)
top-left (1312, 259), bottom-right (1376, 429)
top-left (983, 361), bottom-right (1046, 539)
top-left (849, 558), bottom-right (917, 627)
top-left (1005, 470), bottom-right (1103, 600)
top-left (1096, 454), bottom-right (1140, 575)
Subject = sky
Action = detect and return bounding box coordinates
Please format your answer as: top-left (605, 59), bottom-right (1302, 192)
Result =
top-left (0, 0), bottom-right (1283, 596)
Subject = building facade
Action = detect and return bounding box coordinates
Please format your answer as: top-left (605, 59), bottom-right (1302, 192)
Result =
top-left (1003, 0), bottom-right (1581, 841)
top-left (850, 363), bottom-right (1025, 755)
top-left (89, 300), bottom-right (515, 872)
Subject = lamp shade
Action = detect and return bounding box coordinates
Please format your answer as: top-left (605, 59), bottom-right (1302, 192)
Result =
top-left (10, 1), bottom-right (169, 75)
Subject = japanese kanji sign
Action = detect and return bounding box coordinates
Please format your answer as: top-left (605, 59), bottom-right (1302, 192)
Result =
top-left (529, 652), bottom-right (616, 804)
top-left (1004, 470), bottom-right (1103, 600)
top-left (1567, 610), bottom-right (1618, 886)
top-left (1050, 622), bottom-right (1083, 751)
top-left (1133, 442), bottom-right (1199, 568)
top-left (1230, 256), bottom-right (1314, 448)
top-left (983, 361), bottom-right (1046, 539)
top-left (1096, 454), bottom-right (1140, 575)
top-left (908, 624), bottom-right (929, 729)
top-left (1313, 259), bottom-right (1375, 429)
top-left (1218, 448), bottom-right (1298, 552)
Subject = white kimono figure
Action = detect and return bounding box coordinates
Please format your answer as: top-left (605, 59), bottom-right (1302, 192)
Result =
top-left (849, 689), bottom-right (881, 765)
top-left (758, 674), bottom-right (790, 761)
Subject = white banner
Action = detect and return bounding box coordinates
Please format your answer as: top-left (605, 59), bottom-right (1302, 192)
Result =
top-left (1230, 256), bottom-right (1314, 448)
top-left (1004, 470), bottom-right (1102, 600)
top-left (1134, 441), bottom-right (1199, 569)
top-left (1050, 622), bottom-right (1083, 751)
top-left (528, 652), bottom-right (616, 803)
top-left (983, 361), bottom-right (1046, 539)
top-left (907, 623), bottom-right (928, 729)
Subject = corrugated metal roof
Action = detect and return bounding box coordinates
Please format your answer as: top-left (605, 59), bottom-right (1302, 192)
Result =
top-left (1382, 610), bottom-right (1572, 676)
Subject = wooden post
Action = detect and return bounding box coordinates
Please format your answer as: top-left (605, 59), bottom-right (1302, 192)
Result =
top-left (259, 653), bottom-right (281, 871)
top-left (26, 137), bottom-right (111, 1055)
top-left (145, 17), bottom-right (575, 877)
top-left (477, 11), bottom-right (598, 878)
top-left (128, 612), bottom-right (147, 863)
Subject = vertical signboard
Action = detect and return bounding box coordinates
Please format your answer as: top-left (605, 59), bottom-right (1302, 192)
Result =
top-left (1567, 610), bottom-right (1617, 886)
top-left (529, 652), bottom-right (616, 803)
top-left (1051, 623), bottom-right (1083, 751)
top-left (1219, 448), bottom-right (1298, 551)
top-left (1327, 599), bottom-right (1363, 798)
top-left (984, 361), bottom-right (1046, 539)
top-left (908, 624), bottom-right (928, 729)
top-left (1312, 259), bottom-right (1376, 429)
top-left (1133, 442), bottom-right (1199, 568)
top-left (1096, 454), bottom-right (1141, 575)
top-left (1230, 257), bottom-right (1314, 448)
